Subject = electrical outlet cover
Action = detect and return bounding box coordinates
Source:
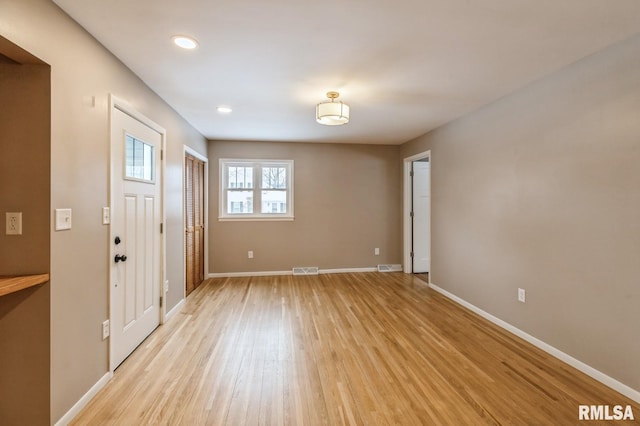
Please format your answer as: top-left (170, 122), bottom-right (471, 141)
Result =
top-left (6, 212), bottom-right (22, 235)
top-left (518, 288), bottom-right (526, 303)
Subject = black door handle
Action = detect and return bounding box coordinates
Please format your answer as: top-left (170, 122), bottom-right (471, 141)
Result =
top-left (115, 254), bottom-right (127, 263)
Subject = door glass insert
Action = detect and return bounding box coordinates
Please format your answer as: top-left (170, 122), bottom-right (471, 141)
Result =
top-left (125, 134), bottom-right (155, 182)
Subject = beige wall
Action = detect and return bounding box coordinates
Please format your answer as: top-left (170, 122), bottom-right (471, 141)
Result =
top-left (3, 0), bottom-right (638, 421)
top-left (0, 54), bottom-right (51, 424)
top-left (209, 141), bottom-right (402, 273)
top-left (1, 0), bottom-right (207, 423)
top-left (401, 33), bottom-right (640, 393)
top-left (0, 63), bottom-right (50, 274)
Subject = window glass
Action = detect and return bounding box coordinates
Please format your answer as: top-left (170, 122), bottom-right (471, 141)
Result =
top-left (261, 190), bottom-right (287, 213)
top-left (228, 166), bottom-right (253, 189)
top-left (262, 167), bottom-right (287, 189)
top-left (125, 135), bottom-right (155, 182)
top-left (227, 191), bottom-right (253, 214)
top-left (220, 159), bottom-right (293, 220)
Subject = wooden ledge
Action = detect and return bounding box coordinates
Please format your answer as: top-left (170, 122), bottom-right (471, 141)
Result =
top-left (0, 274), bottom-right (49, 297)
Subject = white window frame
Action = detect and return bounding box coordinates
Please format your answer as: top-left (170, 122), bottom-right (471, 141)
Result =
top-left (219, 159), bottom-right (294, 221)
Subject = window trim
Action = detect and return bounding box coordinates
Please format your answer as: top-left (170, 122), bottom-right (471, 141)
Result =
top-left (219, 158), bottom-right (294, 221)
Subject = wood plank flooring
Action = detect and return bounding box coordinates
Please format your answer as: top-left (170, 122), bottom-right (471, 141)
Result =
top-left (71, 273), bottom-right (639, 425)
top-left (413, 273), bottom-right (428, 284)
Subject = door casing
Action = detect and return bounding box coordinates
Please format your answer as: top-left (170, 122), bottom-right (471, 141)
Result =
top-left (109, 95), bottom-right (167, 372)
top-left (183, 145), bottom-right (208, 297)
top-left (403, 150), bottom-right (431, 276)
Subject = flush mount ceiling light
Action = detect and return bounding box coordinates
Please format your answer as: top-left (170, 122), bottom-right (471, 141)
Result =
top-left (316, 91), bottom-right (349, 126)
top-left (216, 106), bottom-right (232, 114)
top-left (172, 35), bottom-right (199, 50)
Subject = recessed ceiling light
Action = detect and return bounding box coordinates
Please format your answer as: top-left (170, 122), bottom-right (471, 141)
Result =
top-left (216, 106), bottom-right (233, 114)
top-left (172, 35), bottom-right (199, 50)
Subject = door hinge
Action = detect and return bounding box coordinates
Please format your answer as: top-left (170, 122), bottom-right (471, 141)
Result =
top-left (410, 252), bottom-right (414, 258)
top-left (160, 296), bottom-right (163, 308)
top-left (410, 170), bottom-right (414, 177)
top-left (410, 211), bottom-right (414, 217)
top-left (160, 223), bottom-right (163, 234)
top-left (161, 150), bottom-right (164, 161)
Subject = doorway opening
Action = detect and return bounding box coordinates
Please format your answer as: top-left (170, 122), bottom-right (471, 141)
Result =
top-left (0, 35), bottom-right (51, 426)
top-left (403, 151), bottom-right (431, 282)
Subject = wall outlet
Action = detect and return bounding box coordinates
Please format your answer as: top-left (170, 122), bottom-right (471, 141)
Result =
top-left (518, 288), bottom-right (526, 303)
top-left (248, 250), bottom-right (254, 259)
top-left (6, 212), bottom-right (22, 235)
top-left (374, 247), bottom-right (380, 256)
top-left (102, 320), bottom-right (110, 340)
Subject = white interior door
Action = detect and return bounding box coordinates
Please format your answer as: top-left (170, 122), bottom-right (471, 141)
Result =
top-left (110, 106), bottom-right (162, 369)
top-left (412, 159), bottom-right (430, 273)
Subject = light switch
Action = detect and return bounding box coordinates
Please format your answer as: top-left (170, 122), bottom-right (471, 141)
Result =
top-left (102, 207), bottom-right (110, 225)
top-left (55, 208), bottom-right (72, 231)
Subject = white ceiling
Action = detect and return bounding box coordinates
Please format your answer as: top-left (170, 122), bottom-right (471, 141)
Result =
top-left (53, 0), bottom-right (640, 145)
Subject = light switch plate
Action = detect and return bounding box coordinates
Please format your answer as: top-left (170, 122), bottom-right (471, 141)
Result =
top-left (55, 208), bottom-right (72, 231)
top-left (102, 207), bottom-right (110, 225)
top-left (102, 320), bottom-right (110, 340)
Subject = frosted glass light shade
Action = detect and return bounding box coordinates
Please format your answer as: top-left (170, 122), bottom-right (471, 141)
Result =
top-left (316, 101), bottom-right (350, 125)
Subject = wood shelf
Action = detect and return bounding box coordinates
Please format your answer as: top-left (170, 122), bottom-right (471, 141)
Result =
top-left (0, 274), bottom-right (49, 297)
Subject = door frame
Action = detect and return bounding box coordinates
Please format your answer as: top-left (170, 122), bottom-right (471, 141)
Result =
top-left (403, 150), bottom-right (431, 276)
top-left (108, 95), bottom-right (167, 372)
top-left (182, 145), bottom-right (209, 299)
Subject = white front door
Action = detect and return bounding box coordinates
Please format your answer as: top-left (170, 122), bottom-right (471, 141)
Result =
top-left (110, 106), bottom-right (162, 369)
top-left (412, 159), bottom-right (430, 273)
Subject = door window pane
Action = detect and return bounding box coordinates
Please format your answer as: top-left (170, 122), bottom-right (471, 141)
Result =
top-left (125, 135), bottom-right (155, 182)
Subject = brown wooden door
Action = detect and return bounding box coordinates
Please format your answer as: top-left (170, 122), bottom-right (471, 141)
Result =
top-left (185, 154), bottom-right (205, 296)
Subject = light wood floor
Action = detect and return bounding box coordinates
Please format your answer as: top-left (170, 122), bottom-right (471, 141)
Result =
top-left (413, 272), bottom-right (429, 283)
top-left (72, 273), bottom-right (639, 425)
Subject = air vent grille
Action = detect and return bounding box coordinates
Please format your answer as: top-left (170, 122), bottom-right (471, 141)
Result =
top-left (292, 267), bottom-right (319, 275)
top-left (377, 264), bottom-right (402, 272)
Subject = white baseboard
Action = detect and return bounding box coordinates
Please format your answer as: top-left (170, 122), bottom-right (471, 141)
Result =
top-left (429, 283), bottom-right (640, 404)
top-left (165, 298), bottom-right (185, 322)
top-left (54, 371), bottom-right (112, 426)
top-left (319, 267), bottom-right (377, 274)
top-left (208, 270), bottom-right (292, 278)
top-left (209, 267), bottom-right (380, 278)
top-left (56, 298), bottom-right (184, 425)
